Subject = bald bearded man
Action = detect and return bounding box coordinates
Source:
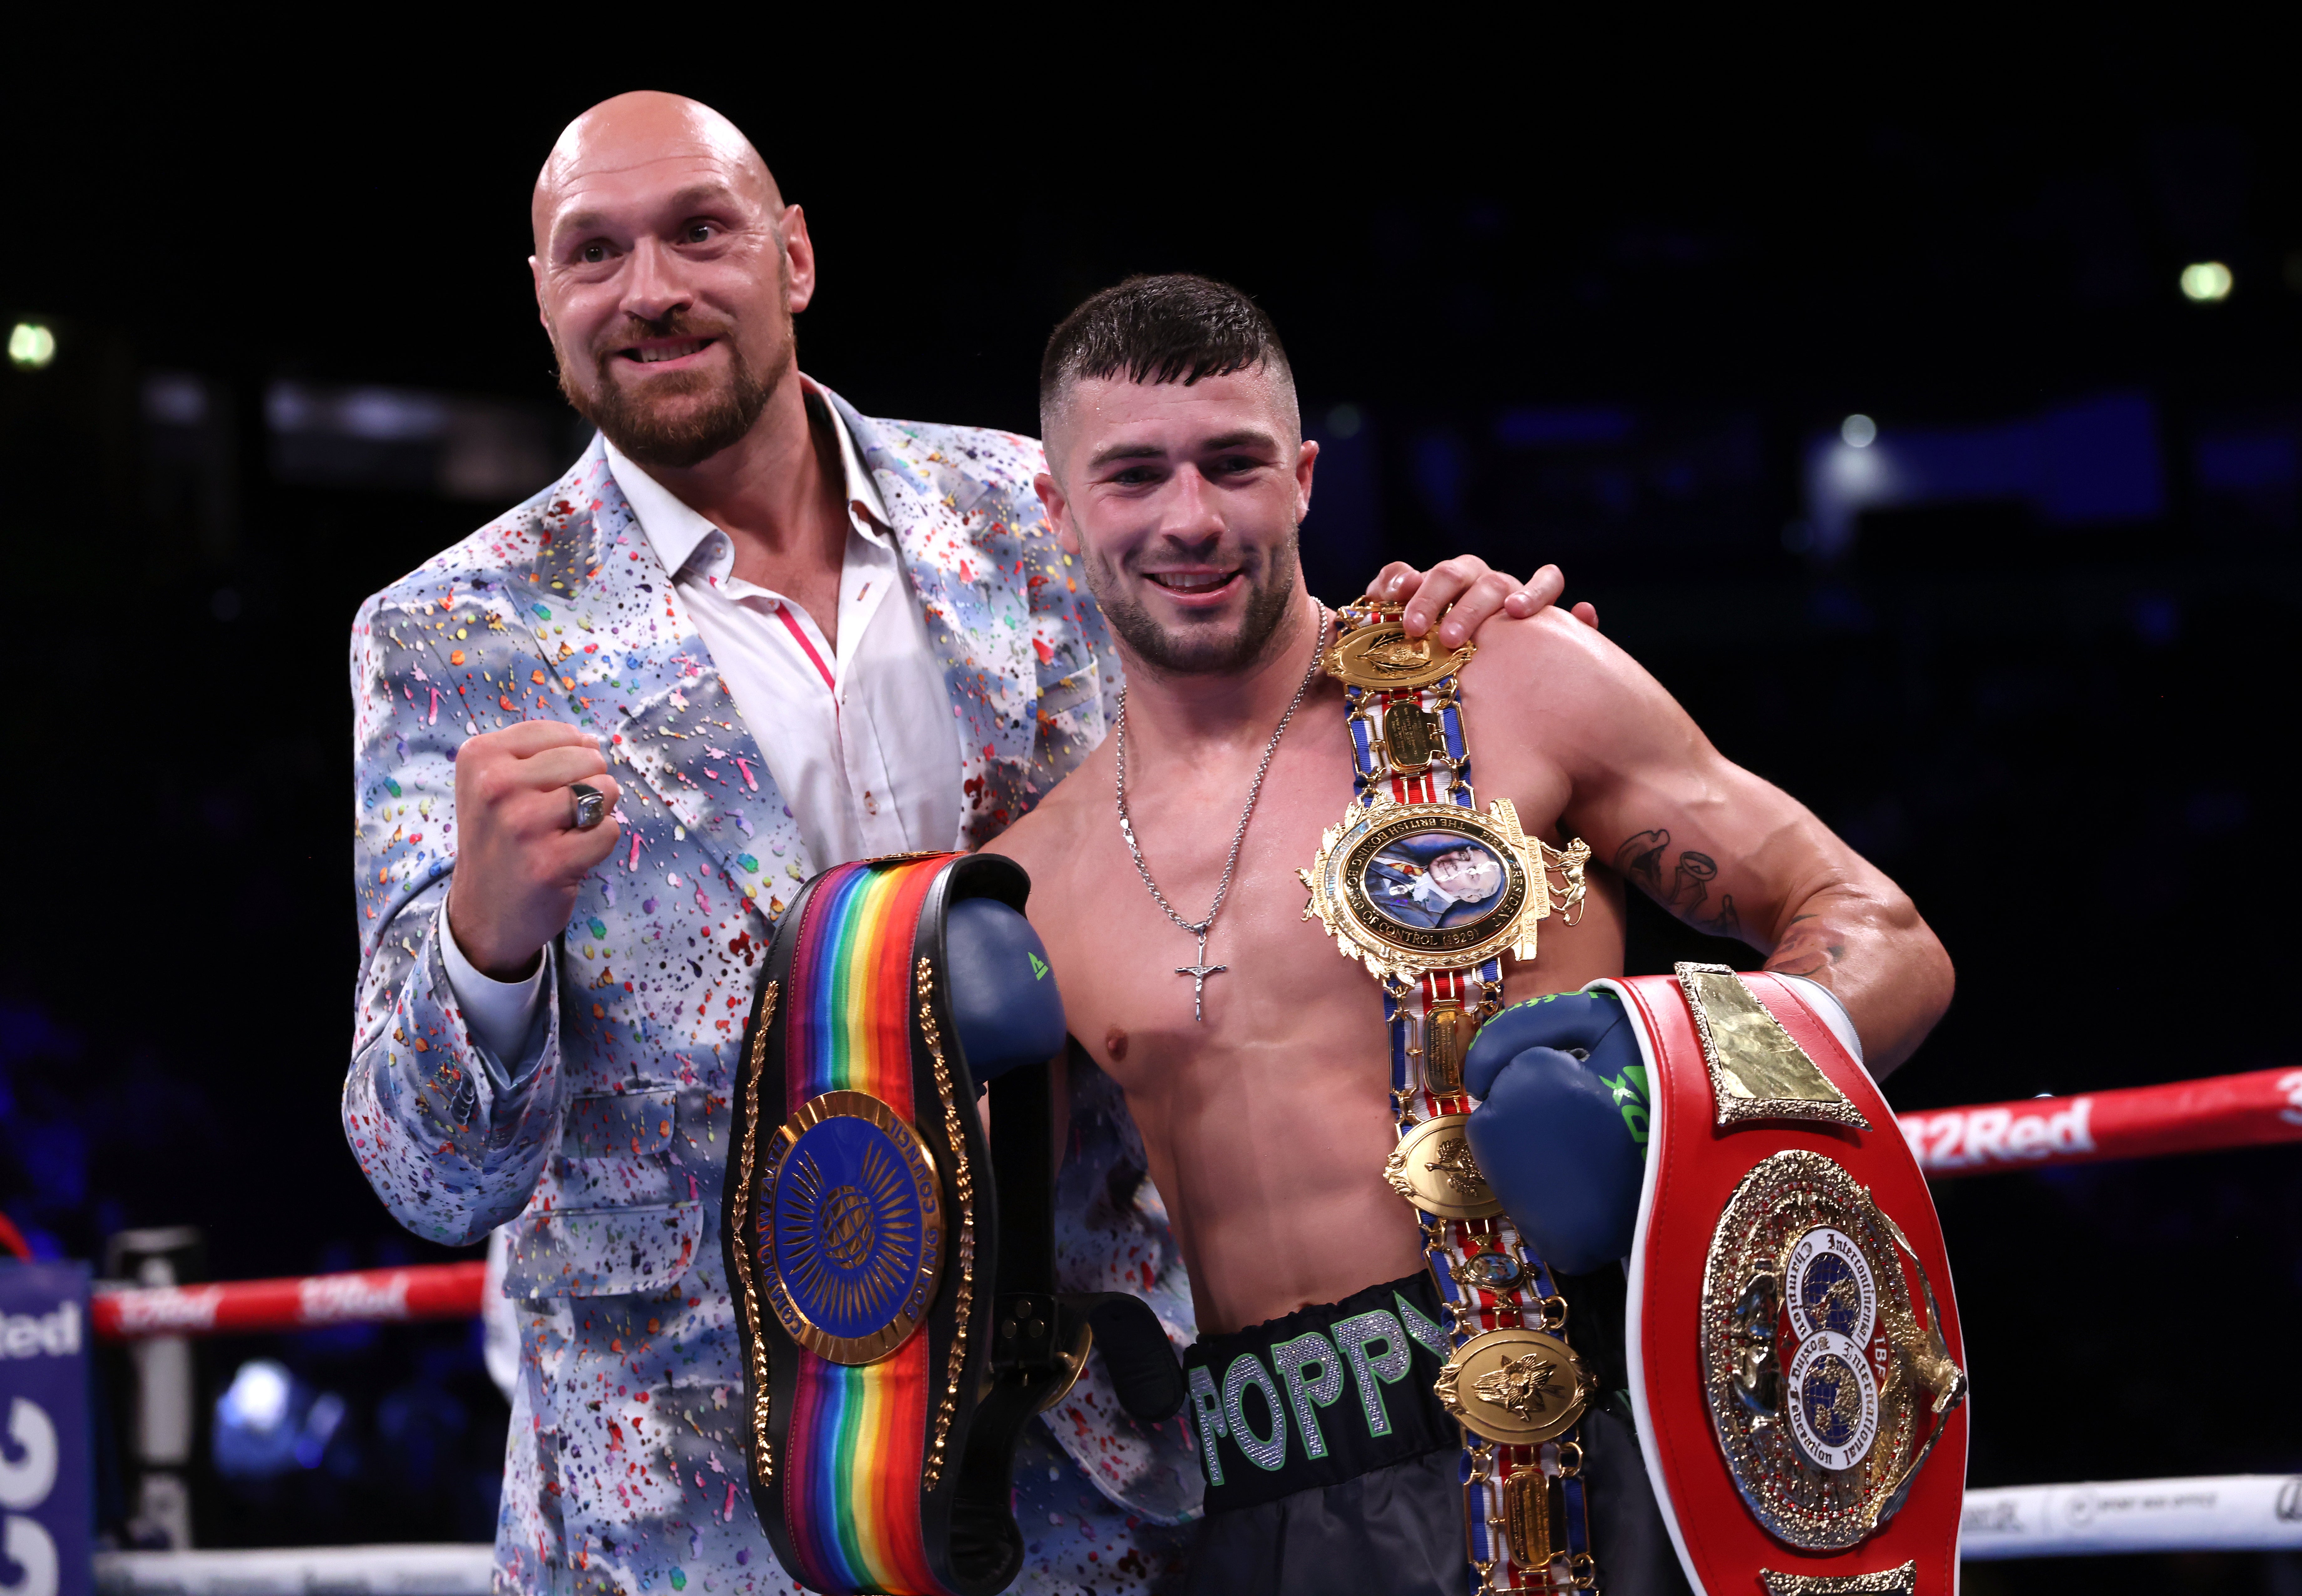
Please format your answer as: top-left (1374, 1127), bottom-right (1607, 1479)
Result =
top-left (344, 93), bottom-right (1573, 1596)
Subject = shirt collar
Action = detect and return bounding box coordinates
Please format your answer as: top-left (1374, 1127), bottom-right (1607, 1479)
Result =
top-left (812, 378), bottom-right (892, 540)
top-left (602, 375), bottom-right (891, 582)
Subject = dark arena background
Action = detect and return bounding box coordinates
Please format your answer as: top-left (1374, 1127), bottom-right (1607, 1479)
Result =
top-left (3, 35), bottom-right (2298, 1596)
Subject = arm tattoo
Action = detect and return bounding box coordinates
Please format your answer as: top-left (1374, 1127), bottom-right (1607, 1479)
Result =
top-left (1613, 828), bottom-right (1740, 937)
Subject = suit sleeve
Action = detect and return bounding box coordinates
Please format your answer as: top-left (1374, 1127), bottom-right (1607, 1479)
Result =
top-left (342, 584), bottom-right (567, 1247)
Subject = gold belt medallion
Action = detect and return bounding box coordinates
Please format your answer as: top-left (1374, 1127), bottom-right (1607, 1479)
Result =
top-left (1382, 1113), bottom-right (1504, 1219)
top-left (1299, 792), bottom-right (1589, 984)
top-left (1434, 1326), bottom-right (1598, 1446)
top-left (1322, 617), bottom-right (1477, 692)
top-left (756, 1090), bottom-right (945, 1366)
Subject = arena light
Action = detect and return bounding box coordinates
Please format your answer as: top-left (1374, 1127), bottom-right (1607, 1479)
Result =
top-left (1840, 413), bottom-right (1877, 449)
top-left (218, 1359), bottom-right (292, 1432)
top-left (7, 321), bottom-right (56, 369)
top-left (2180, 261), bottom-right (2233, 302)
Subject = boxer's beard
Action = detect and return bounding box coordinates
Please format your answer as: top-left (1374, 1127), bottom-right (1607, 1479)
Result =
top-left (1090, 526), bottom-right (1302, 677)
top-left (557, 309), bottom-right (785, 470)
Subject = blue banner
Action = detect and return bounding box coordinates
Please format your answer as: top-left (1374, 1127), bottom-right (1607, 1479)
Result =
top-left (0, 1262), bottom-right (90, 1596)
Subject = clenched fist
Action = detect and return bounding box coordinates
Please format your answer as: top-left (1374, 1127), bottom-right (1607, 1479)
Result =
top-left (446, 722), bottom-right (622, 979)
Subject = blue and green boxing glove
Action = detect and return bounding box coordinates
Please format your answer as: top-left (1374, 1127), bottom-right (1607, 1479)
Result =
top-left (945, 896), bottom-right (1068, 1091)
top-left (1461, 990), bottom-right (1652, 1276)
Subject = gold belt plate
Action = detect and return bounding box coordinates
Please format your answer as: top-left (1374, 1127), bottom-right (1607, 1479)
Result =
top-left (1322, 617), bottom-right (1477, 691)
top-left (1434, 1326), bottom-right (1597, 1445)
top-left (1298, 791), bottom-right (1590, 983)
top-left (1384, 1113), bottom-right (1504, 1220)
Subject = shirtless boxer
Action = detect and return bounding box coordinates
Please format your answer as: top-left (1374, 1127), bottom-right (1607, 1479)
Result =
top-left (986, 275), bottom-right (1954, 1594)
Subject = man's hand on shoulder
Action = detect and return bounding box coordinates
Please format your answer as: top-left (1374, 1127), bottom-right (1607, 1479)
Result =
top-left (1369, 556), bottom-right (1602, 649)
top-left (447, 723), bottom-right (623, 979)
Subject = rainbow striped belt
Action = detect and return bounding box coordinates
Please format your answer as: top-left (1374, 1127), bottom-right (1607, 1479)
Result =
top-left (725, 852), bottom-right (1069, 1596)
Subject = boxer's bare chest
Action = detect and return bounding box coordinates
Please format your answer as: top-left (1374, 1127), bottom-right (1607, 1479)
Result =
top-left (1021, 680), bottom-right (1627, 1332)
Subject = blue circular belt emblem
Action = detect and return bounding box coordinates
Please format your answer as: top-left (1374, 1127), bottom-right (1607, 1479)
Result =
top-left (757, 1090), bottom-right (944, 1364)
top-left (1781, 1224), bottom-right (1883, 1471)
top-left (1797, 1345), bottom-right (1866, 1446)
top-left (1786, 1331), bottom-right (1880, 1470)
top-left (1786, 1226), bottom-right (1877, 1347)
top-left (1797, 1253), bottom-right (1864, 1337)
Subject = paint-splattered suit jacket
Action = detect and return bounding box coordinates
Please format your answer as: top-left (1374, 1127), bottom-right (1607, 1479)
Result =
top-left (345, 389), bottom-right (1201, 1596)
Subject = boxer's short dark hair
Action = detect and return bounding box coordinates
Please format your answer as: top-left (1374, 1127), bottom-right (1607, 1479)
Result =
top-left (1039, 274), bottom-right (1296, 439)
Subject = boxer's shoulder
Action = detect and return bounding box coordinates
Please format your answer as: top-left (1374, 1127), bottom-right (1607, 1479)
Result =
top-left (1466, 601), bottom-right (1619, 686)
top-left (1461, 601), bottom-right (1689, 779)
top-left (983, 741), bottom-right (1108, 893)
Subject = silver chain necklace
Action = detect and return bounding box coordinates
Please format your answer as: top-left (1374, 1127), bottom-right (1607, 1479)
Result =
top-left (1114, 598), bottom-right (1330, 1020)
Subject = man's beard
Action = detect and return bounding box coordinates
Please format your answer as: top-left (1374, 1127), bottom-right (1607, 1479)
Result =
top-left (556, 311), bottom-right (786, 470)
top-left (1089, 528), bottom-right (1303, 677)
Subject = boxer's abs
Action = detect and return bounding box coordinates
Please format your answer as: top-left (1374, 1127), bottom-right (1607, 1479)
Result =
top-left (1092, 1018), bottom-right (1427, 1336)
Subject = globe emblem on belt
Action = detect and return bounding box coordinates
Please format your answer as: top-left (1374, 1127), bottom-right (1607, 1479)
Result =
top-left (759, 1091), bottom-right (944, 1364)
top-left (1782, 1225), bottom-right (1882, 1472)
top-left (1787, 1226), bottom-right (1876, 1347)
top-left (819, 1185), bottom-right (876, 1268)
top-left (1797, 1253), bottom-right (1864, 1337)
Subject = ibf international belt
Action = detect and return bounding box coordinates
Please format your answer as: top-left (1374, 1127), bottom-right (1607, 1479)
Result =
top-left (1299, 598), bottom-right (1601, 1594)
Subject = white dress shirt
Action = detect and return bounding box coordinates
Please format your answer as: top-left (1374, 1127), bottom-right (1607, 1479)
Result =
top-left (444, 390), bottom-right (961, 1060)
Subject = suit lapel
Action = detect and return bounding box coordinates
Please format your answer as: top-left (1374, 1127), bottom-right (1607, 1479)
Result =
top-left (517, 439), bottom-right (809, 923)
top-left (825, 391), bottom-right (1037, 816)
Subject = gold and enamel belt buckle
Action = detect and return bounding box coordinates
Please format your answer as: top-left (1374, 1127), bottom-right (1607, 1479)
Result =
top-left (1299, 597), bottom-right (1601, 1594)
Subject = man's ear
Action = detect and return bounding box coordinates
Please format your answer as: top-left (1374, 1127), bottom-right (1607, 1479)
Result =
top-left (530, 256), bottom-right (548, 330)
top-left (781, 205), bottom-right (817, 315)
top-left (1294, 439), bottom-right (1319, 524)
top-left (1034, 472), bottom-right (1079, 557)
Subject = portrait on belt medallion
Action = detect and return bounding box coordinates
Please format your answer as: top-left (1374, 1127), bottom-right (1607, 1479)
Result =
top-left (1362, 831), bottom-right (1510, 931)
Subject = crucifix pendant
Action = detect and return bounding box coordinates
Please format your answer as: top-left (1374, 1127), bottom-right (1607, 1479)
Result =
top-left (1175, 929), bottom-right (1227, 1023)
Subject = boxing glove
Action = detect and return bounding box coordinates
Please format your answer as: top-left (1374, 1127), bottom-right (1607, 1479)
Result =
top-left (945, 896), bottom-right (1068, 1090)
top-left (1461, 991), bottom-right (1651, 1275)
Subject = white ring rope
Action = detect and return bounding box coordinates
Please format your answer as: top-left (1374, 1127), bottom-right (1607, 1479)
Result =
top-left (1960, 1475), bottom-right (2302, 1559)
top-left (95, 1543), bottom-right (496, 1595)
top-left (84, 1473), bottom-right (2302, 1588)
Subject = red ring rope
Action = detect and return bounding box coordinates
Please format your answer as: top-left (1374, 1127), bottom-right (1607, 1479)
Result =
top-left (1900, 1065), bottom-right (2302, 1177)
top-left (77, 1068), bottom-right (2301, 1341)
top-left (91, 1261), bottom-right (485, 1341)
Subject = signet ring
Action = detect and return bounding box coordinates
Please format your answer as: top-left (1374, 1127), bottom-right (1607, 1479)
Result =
top-left (569, 782), bottom-right (608, 831)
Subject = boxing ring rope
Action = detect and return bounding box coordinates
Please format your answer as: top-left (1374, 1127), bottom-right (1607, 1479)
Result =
top-left (95, 1543), bottom-right (497, 1595)
top-left (81, 1065), bottom-right (2302, 1588)
top-left (87, 1068), bottom-right (2302, 1346)
top-left (90, 1261), bottom-right (486, 1341)
top-left (1897, 1065), bottom-right (2302, 1177)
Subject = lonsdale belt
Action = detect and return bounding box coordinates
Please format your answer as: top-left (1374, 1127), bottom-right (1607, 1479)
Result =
top-left (726, 852), bottom-right (1181, 1596)
top-left (1299, 598), bottom-right (1601, 1594)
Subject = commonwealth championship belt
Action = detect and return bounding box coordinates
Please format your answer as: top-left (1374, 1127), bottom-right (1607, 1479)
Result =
top-left (726, 852), bottom-right (1183, 1596)
top-left (1601, 967), bottom-right (1968, 1594)
top-left (1299, 598), bottom-right (1601, 1594)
